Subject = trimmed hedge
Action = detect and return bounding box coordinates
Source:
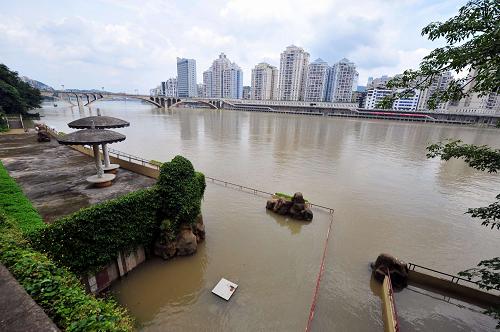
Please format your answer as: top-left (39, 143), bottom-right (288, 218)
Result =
top-left (0, 161), bottom-right (45, 234)
top-left (31, 155), bottom-right (206, 275)
top-left (157, 155), bottom-right (206, 227)
top-left (0, 215), bottom-right (133, 332)
top-left (31, 187), bottom-right (160, 275)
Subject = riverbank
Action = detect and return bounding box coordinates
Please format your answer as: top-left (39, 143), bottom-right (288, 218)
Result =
top-left (0, 133), bottom-right (155, 222)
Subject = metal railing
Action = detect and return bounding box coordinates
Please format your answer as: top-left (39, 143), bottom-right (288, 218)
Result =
top-left (384, 267), bottom-right (401, 332)
top-left (102, 147), bottom-right (335, 214)
top-left (106, 147), bottom-right (161, 169)
top-left (408, 262), bottom-right (500, 291)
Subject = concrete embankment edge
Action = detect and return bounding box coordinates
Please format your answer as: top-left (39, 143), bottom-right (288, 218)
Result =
top-left (0, 264), bottom-right (59, 332)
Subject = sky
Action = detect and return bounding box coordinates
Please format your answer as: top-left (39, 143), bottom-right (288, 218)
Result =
top-left (0, 0), bottom-right (463, 94)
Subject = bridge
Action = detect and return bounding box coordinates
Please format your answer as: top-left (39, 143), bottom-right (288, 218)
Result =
top-left (40, 91), bottom-right (499, 126)
top-left (41, 91), bottom-right (221, 109)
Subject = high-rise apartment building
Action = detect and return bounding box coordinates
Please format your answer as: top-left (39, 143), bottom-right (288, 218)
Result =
top-left (176, 58), bottom-right (197, 97)
top-left (204, 53), bottom-right (243, 99)
top-left (242, 86), bottom-right (251, 99)
top-left (417, 71), bottom-right (453, 111)
top-left (203, 70), bottom-right (213, 98)
top-left (161, 78), bottom-right (178, 97)
top-left (304, 58), bottom-right (329, 102)
top-left (197, 83), bottom-right (206, 98)
top-left (278, 45), bottom-right (310, 101)
top-left (251, 62), bottom-right (278, 100)
top-left (325, 58), bottom-right (358, 102)
top-left (222, 62), bottom-right (243, 99)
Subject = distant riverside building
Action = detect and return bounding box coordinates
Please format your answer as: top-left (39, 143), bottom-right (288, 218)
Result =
top-left (304, 58), bottom-right (329, 102)
top-left (197, 83), bottom-right (206, 98)
top-left (176, 58), bottom-right (197, 97)
top-left (204, 53), bottom-right (243, 99)
top-left (251, 62), bottom-right (279, 100)
top-left (364, 87), bottom-right (420, 111)
top-left (392, 89), bottom-right (421, 111)
top-left (367, 75), bottom-right (392, 89)
top-left (203, 70), bottom-right (213, 98)
top-left (364, 88), bottom-right (392, 109)
top-left (417, 71), bottom-right (453, 111)
top-left (325, 58), bottom-right (358, 103)
top-left (448, 68), bottom-right (499, 115)
top-left (150, 86), bottom-right (161, 97)
top-left (242, 86), bottom-right (251, 99)
top-left (278, 45), bottom-right (310, 101)
top-left (161, 78), bottom-right (178, 97)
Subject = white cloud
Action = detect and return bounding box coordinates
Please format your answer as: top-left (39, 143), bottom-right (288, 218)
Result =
top-left (0, 0), bottom-right (461, 92)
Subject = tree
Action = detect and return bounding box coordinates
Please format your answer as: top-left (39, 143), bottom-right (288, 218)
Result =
top-left (0, 64), bottom-right (42, 114)
top-left (427, 140), bottom-right (499, 328)
top-left (379, 0), bottom-right (499, 109)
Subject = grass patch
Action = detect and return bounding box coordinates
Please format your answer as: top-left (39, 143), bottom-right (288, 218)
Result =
top-left (0, 215), bottom-right (133, 332)
top-left (0, 161), bottom-right (45, 234)
top-left (274, 192), bottom-right (309, 202)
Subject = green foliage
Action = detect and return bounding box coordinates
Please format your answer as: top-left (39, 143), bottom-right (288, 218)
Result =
top-left (0, 111), bottom-right (8, 132)
top-left (427, 139), bottom-right (499, 327)
top-left (157, 156), bottom-right (206, 227)
top-left (31, 187), bottom-right (160, 275)
top-left (467, 194), bottom-right (500, 230)
top-left (0, 215), bottom-right (133, 332)
top-left (149, 160), bottom-right (163, 167)
top-left (458, 257), bottom-right (500, 329)
top-left (0, 64), bottom-right (42, 114)
top-left (382, 0), bottom-right (500, 109)
top-left (159, 219), bottom-right (176, 243)
top-left (274, 192), bottom-right (309, 202)
top-left (427, 140), bottom-right (500, 173)
top-left (0, 161), bottom-right (45, 234)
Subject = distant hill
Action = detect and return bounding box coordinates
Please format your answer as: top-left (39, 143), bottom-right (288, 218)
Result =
top-left (21, 76), bottom-right (54, 91)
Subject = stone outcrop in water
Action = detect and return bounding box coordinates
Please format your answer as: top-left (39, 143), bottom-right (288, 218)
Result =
top-left (266, 192), bottom-right (313, 221)
top-left (371, 253), bottom-right (409, 289)
top-left (154, 214), bottom-right (205, 259)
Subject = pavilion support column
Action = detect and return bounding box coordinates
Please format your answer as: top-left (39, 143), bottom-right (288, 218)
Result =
top-left (102, 143), bottom-right (111, 168)
top-left (92, 144), bottom-right (104, 178)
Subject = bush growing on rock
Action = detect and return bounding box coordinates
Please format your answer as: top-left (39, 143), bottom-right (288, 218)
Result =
top-left (157, 155), bottom-right (206, 228)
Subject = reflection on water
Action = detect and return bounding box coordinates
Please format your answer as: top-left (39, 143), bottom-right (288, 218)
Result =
top-left (39, 101), bottom-right (500, 331)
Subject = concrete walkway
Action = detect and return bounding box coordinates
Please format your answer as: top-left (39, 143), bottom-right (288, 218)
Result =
top-left (0, 264), bottom-right (59, 332)
top-left (0, 133), bottom-right (156, 222)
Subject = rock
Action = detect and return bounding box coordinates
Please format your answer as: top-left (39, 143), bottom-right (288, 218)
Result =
top-left (292, 192), bottom-right (305, 204)
top-left (267, 193), bottom-right (313, 221)
top-left (37, 131), bottom-right (51, 142)
top-left (266, 199), bottom-right (277, 210)
top-left (372, 253), bottom-right (408, 289)
top-left (193, 214), bottom-right (205, 242)
top-left (176, 228), bottom-right (197, 256)
top-left (154, 241), bottom-right (176, 260)
top-left (302, 208), bottom-right (313, 221)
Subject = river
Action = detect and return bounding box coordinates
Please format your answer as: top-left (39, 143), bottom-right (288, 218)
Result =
top-left (39, 100), bottom-right (500, 331)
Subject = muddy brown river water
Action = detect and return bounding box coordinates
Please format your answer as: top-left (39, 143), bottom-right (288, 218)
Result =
top-left (40, 100), bottom-right (500, 331)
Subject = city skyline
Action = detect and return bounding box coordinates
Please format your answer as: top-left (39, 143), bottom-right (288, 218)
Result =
top-left (1, 0), bottom-right (463, 93)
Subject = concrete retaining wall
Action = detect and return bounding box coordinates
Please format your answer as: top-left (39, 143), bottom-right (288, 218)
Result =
top-left (408, 270), bottom-right (500, 308)
top-left (83, 246), bottom-right (146, 294)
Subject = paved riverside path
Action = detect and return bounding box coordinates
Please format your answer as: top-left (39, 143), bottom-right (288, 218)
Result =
top-left (0, 264), bottom-right (59, 332)
top-left (0, 133), bottom-right (156, 222)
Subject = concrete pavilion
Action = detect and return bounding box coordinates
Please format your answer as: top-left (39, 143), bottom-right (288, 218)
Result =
top-left (67, 116), bottom-right (129, 173)
top-left (57, 128), bottom-right (126, 187)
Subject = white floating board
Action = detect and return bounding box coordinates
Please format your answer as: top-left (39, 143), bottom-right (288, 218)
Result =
top-left (212, 278), bottom-right (238, 300)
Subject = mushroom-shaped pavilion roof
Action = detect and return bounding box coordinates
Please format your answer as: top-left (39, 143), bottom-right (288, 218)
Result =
top-left (57, 129), bottom-right (126, 145)
top-left (67, 116), bottom-right (130, 129)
